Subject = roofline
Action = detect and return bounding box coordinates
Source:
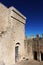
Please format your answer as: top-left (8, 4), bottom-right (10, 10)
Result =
top-left (9, 6), bottom-right (26, 20)
top-left (0, 3), bottom-right (26, 20)
top-left (0, 3), bottom-right (8, 9)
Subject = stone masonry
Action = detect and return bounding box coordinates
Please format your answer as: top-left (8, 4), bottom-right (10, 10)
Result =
top-left (25, 35), bottom-right (43, 62)
top-left (0, 3), bottom-right (26, 65)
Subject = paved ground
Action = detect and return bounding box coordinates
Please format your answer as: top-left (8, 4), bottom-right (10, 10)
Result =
top-left (15, 60), bottom-right (43, 65)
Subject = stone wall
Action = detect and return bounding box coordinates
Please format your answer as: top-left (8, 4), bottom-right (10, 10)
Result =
top-left (25, 34), bottom-right (43, 61)
top-left (24, 36), bottom-right (33, 60)
top-left (0, 3), bottom-right (26, 65)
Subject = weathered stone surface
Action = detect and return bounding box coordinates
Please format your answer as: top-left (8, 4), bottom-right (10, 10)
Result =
top-left (25, 34), bottom-right (43, 62)
top-left (0, 3), bottom-right (26, 65)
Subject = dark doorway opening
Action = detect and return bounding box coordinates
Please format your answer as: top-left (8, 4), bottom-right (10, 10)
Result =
top-left (15, 46), bottom-right (19, 62)
top-left (41, 52), bottom-right (43, 61)
top-left (34, 51), bottom-right (37, 60)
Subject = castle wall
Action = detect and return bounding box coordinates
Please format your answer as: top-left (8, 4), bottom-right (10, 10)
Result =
top-left (0, 3), bottom-right (26, 65)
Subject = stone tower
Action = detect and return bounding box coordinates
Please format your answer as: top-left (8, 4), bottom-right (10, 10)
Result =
top-left (0, 3), bottom-right (26, 65)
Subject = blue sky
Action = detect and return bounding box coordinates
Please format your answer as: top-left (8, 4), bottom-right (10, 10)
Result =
top-left (0, 0), bottom-right (43, 38)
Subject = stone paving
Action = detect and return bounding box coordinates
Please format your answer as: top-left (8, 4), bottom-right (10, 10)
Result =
top-left (14, 60), bottom-right (43, 65)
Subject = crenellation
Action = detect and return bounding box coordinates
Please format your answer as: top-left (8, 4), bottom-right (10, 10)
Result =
top-left (25, 34), bottom-right (43, 61)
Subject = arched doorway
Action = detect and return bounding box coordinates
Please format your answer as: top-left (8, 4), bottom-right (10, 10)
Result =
top-left (41, 52), bottom-right (43, 61)
top-left (15, 42), bottom-right (20, 62)
top-left (34, 51), bottom-right (37, 60)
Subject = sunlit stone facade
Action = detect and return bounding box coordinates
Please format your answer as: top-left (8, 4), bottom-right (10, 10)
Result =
top-left (25, 35), bottom-right (43, 61)
top-left (0, 3), bottom-right (26, 65)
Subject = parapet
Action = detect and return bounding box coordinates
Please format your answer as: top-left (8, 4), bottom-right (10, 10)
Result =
top-left (9, 6), bottom-right (26, 20)
top-left (0, 3), bottom-right (26, 24)
top-left (9, 6), bottom-right (26, 24)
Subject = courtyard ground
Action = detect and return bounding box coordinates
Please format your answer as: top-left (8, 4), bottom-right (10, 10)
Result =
top-left (14, 60), bottom-right (43, 65)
